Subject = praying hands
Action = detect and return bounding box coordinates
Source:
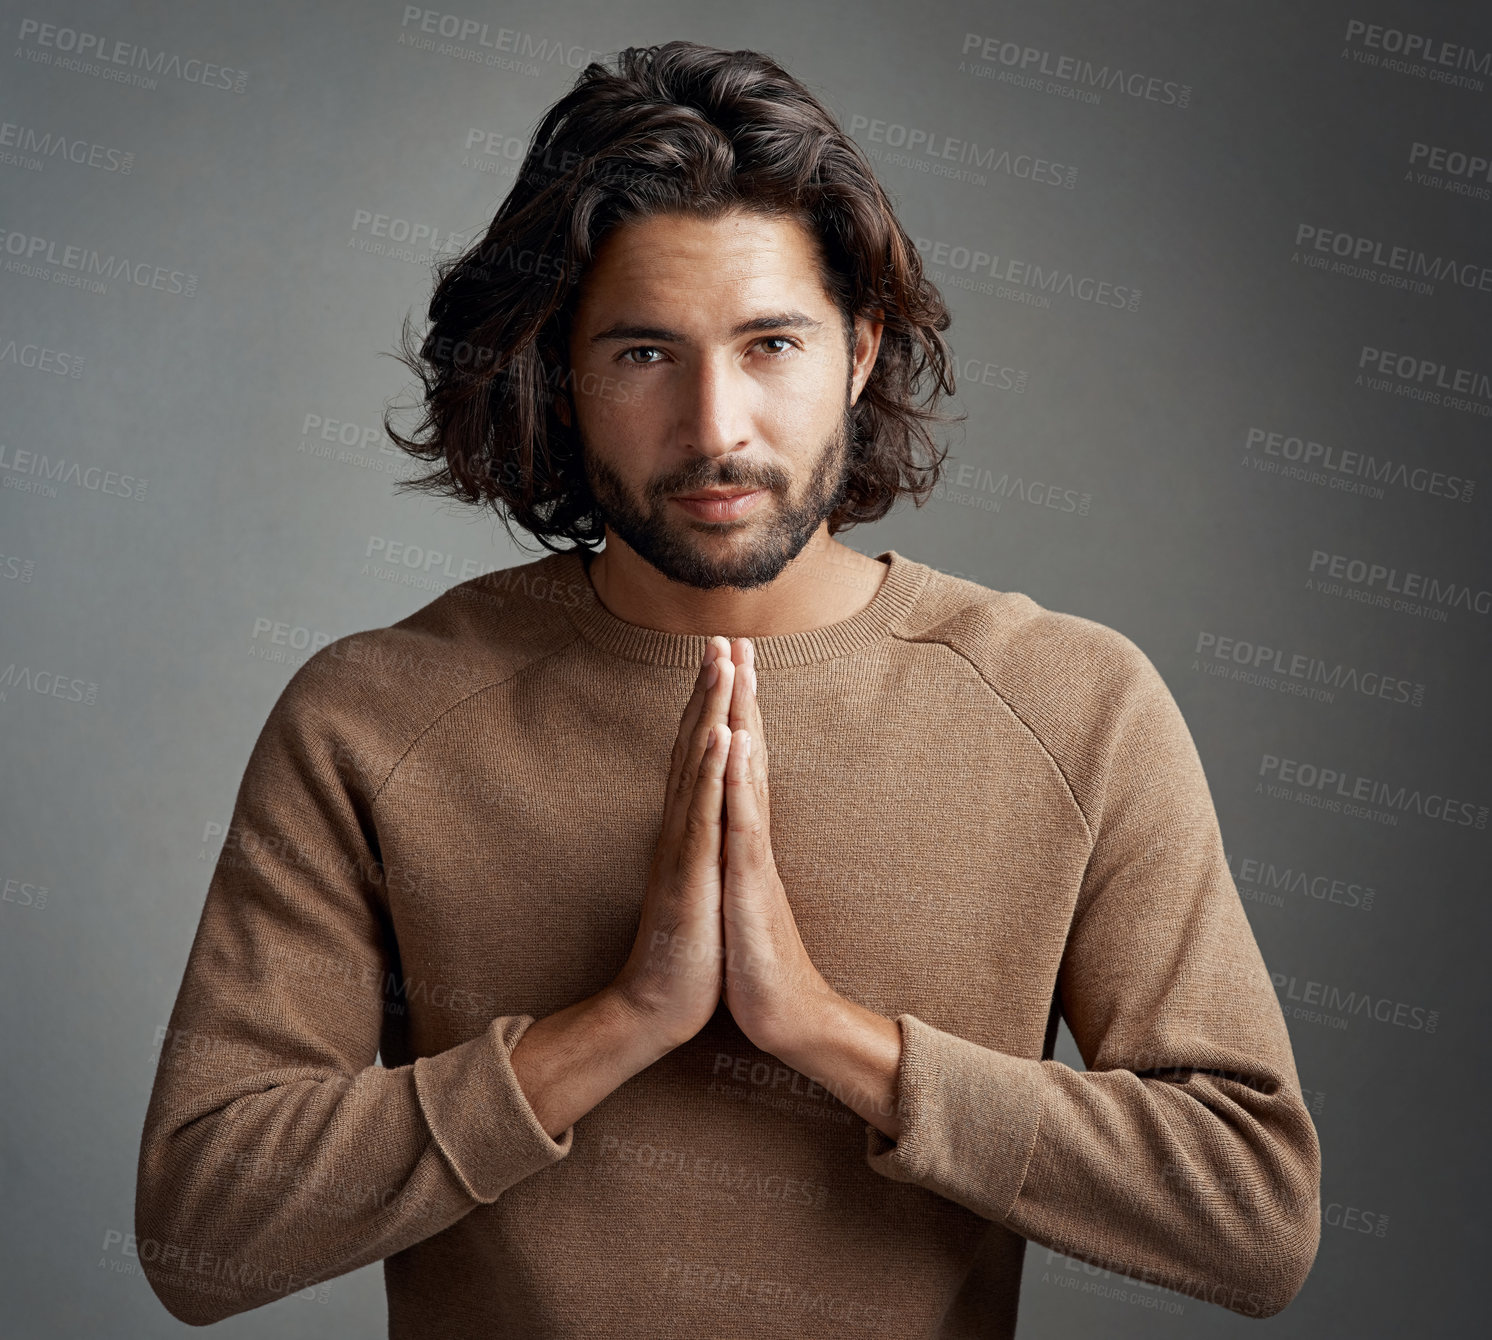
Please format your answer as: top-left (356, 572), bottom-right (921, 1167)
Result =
top-left (612, 636), bottom-right (906, 1139)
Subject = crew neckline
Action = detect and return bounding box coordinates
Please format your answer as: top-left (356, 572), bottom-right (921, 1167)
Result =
top-left (550, 547), bottom-right (931, 669)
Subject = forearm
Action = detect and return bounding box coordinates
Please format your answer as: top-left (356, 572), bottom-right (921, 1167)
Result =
top-left (509, 987), bottom-right (677, 1138)
top-left (138, 1011), bottom-right (571, 1326)
top-left (773, 990), bottom-right (904, 1139)
top-left (861, 1012), bottom-right (1321, 1319)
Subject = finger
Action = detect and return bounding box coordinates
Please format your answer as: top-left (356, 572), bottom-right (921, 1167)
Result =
top-left (697, 635), bottom-right (736, 744)
top-left (728, 637), bottom-right (751, 735)
top-left (663, 637), bottom-right (734, 850)
top-left (669, 638), bottom-right (725, 787)
top-left (723, 727), bottom-right (770, 887)
top-left (677, 721), bottom-right (730, 880)
top-left (667, 635), bottom-right (730, 798)
top-left (729, 638), bottom-right (770, 829)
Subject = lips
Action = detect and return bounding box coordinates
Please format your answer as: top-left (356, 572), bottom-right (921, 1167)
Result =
top-left (670, 487), bottom-right (769, 521)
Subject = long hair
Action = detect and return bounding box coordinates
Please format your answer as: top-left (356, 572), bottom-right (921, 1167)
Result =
top-left (383, 40), bottom-right (958, 552)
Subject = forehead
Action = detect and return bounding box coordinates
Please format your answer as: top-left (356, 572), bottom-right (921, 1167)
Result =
top-left (573, 208), bottom-right (835, 327)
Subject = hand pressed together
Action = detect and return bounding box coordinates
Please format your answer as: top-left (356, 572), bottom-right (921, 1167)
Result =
top-left (607, 635), bottom-right (905, 1138)
top-left (715, 637), bottom-right (839, 1061)
top-left (610, 633), bottom-right (831, 1053)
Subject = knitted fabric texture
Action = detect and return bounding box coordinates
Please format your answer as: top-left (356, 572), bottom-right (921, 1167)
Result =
top-left (135, 547), bottom-right (1321, 1335)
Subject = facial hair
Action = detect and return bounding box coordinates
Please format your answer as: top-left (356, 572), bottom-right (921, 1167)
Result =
top-left (579, 402), bottom-right (855, 591)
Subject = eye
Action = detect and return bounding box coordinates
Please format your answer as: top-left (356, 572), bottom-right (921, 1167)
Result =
top-left (756, 336), bottom-right (798, 358)
top-left (618, 346), bottom-right (667, 365)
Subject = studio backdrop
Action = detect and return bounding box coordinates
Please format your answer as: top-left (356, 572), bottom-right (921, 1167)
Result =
top-left (2, 1), bottom-right (1488, 1336)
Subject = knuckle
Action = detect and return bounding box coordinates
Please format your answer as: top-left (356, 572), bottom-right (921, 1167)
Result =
top-left (729, 816), bottom-right (766, 849)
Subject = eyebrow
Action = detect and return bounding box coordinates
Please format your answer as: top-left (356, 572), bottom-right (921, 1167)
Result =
top-left (588, 311), bottom-right (825, 344)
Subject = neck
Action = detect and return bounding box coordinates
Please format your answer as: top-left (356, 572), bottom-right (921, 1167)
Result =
top-left (584, 526), bottom-right (888, 637)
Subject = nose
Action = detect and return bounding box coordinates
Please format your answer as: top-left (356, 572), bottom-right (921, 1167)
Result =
top-left (677, 352), bottom-right (753, 460)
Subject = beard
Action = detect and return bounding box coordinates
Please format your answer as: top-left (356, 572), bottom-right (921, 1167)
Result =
top-left (579, 402), bottom-right (855, 591)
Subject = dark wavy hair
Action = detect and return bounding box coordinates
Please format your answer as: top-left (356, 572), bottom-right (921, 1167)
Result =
top-left (383, 40), bottom-right (958, 552)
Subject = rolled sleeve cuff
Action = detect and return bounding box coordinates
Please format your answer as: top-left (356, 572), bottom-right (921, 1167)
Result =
top-left (864, 1012), bottom-right (1045, 1223)
top-left (413, 1013), bottom-right (573, 1204)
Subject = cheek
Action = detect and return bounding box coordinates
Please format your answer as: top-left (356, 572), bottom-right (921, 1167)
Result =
top-left (583, 353), bottom-right (696, 431)
top-left (758, 374), bottom-right (837, 443)
top-left (568, 360), bottom-right (646, 429)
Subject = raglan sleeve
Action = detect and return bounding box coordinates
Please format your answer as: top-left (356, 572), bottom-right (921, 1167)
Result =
top-left (862, 634), bottom-right (1322, 1320)
top-left (134, 654), bottom-right (572, 1326)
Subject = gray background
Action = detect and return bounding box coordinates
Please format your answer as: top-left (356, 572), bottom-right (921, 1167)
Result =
top-left (2, 0), bottom-right (1489, 1334)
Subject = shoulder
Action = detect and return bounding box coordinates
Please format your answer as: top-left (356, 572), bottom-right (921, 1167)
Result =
top-left (254, 550), bottom-right (584, 800)
top-left (896, 558), bottom-right (1180, 815)
top-left (899, 559), bottom-right (1165, 710)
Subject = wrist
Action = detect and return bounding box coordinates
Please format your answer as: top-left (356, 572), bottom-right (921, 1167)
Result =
top-left (766, 975), bottom-right (847, 1073)
top-left (770, 989), bottom-right (905, 1138)
top-left (595, 983), bottom-right (695, 1063)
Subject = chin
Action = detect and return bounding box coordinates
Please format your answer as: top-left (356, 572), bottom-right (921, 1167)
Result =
top-left (684, 538), bottom-right (807, 590)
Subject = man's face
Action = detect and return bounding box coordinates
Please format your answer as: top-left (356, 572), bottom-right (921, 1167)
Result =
top-left (563, 208), bottom-right (878, 590)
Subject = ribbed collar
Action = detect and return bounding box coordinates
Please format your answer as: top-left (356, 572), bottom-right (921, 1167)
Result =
top-left (550, 547), bottom-right (931, 669)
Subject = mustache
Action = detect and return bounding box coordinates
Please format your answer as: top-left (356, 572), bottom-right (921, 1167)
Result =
top-left (648, 421), bottom-right (849, 499)
top-left (651, 466), bottom-right (787, 498)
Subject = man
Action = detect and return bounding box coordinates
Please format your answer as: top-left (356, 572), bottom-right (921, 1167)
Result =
top-left (136, 41), bottom-right (1320, 1336)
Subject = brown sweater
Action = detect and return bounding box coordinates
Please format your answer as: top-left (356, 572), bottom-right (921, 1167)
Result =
top-left (135, 546), bottom-right (1321, 1335)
